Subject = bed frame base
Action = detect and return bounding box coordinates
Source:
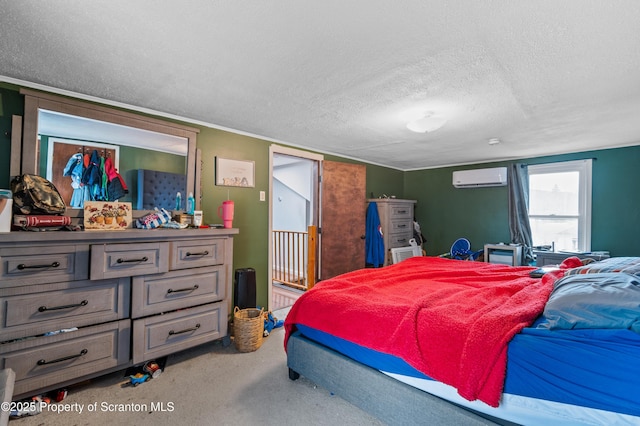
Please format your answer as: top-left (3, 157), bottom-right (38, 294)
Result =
top-left (287, 332), bottom-right (516, 426)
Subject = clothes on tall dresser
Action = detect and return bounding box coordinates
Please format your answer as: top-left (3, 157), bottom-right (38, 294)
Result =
top-left (365, 201), bottom-right (385, 267)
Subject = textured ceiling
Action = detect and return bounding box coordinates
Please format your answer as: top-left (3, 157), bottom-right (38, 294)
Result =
top-left (2, 1), bottom-right (640, 170)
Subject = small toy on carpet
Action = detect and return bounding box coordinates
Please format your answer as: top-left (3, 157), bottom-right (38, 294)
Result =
top-left (263, 310), bottom-right (284, 336)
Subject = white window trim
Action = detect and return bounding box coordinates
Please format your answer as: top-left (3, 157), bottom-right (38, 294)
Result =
top-left (528, 159), bottom-right (592, 252)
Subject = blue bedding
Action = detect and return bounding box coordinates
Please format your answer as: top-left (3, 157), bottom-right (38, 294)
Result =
top-left (295, 323), bottom-right (640, 417)
top-left (508, 325), bottom-right (640, 416)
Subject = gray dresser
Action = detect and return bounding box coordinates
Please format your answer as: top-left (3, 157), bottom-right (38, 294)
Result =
top-left (0, 228), bottom-right (237, 399)
top-left (369, 199), bottom-right (417, 266)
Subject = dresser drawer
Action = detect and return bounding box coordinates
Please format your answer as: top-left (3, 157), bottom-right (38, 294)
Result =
top-left (389, 204), bottom-right (413, 219)
top-left (170, 239), bottom-right (225, 270)
top-left (1, 320), bottom-right (130, 397)
top-left (131, 266), bottom-right (225, 318)
top-left (132, 302), bottom-right (227, 364)
top-left (0, 245), bottom-right (89, 287)
top-left (90, 242), bottom-right (169, 280)
top-left (388, 231), bottom-right (413, 248)
top-left (0, 278), bottom-right (130, 342)
top-left (389, 219), bottom-right (412, 234)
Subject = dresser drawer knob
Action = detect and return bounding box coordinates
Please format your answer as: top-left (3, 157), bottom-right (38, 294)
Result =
top-left (37, 349), bottom-right (88, 365)
top-left (168, 323), bottom-right (201, 336)
top-left (38, 300), bottom-right (89, 312)
top-left (17, 261), bottom-right (61, 270)
top-left (185, 251), bottom-right (209, 257)
top-left (116, 256), bottom-right (148, 264)
top-left (167, 284), bottom-right (199, 294)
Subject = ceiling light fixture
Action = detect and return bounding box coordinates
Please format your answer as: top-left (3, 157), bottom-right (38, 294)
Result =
top-left (406, 112), bottom-right (447, 133)
top-left (488, 138), bottom-right (501, 145)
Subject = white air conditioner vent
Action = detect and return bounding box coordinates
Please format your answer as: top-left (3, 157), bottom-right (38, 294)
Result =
top-left (452, 167), bottom-right (508, 188)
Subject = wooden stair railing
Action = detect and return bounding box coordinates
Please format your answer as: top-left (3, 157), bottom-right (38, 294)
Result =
top-left (273, 226), bottom-right (317, 291)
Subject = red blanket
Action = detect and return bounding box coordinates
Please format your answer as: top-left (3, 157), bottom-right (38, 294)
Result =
top-left (284, 256), bottom-right (566, 407)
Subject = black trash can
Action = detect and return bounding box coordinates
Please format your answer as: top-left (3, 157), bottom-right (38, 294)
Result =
top-left (234, 268), bottom-right (256, 309)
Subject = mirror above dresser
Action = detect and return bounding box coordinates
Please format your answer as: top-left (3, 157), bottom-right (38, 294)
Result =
top-left (17, 88), bottom-right (200, 215)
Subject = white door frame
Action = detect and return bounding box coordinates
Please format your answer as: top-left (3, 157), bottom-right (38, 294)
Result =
top-left (268, 144), bottom-right (323, 310)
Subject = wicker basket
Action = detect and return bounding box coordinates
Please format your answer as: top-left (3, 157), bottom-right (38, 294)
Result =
top-left (233, 306), bottom-right (264, 352)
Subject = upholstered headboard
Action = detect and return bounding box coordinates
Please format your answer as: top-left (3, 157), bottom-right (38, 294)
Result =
top-left (136, 169), bottom-right (187, 211)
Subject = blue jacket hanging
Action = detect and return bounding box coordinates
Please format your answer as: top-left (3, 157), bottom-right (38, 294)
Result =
top-left (82, 150), bottom-right (105, 201)
top-left (63, 153), bottom-right (85, 208)
top-left (365, 202), bottom-right (385, 267)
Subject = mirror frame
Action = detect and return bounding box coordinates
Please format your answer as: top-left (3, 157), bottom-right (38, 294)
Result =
top-left (19, 88), bottom-right (199, 215)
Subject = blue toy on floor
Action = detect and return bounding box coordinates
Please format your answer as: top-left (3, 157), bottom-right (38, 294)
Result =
top-left (263, 310), bottom-right (284, 336)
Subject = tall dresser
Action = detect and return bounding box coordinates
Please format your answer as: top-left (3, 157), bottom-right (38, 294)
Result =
top-left (0, 227), bottom-right (237, 399)
top-left (369, 199), bottom-right (417, 266)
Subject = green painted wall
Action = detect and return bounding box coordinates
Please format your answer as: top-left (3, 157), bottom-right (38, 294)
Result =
top-left (404, 164), bottom-right (509, 257)
top-left (197, 128), bottom-right (271, 306)
top-left (404, 146), bottom-right (640, 258)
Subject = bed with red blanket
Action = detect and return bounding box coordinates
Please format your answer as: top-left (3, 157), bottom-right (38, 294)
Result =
top-left (284, 256), bottom-right (640, 425)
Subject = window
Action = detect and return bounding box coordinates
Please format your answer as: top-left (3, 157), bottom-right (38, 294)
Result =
top-left (528, 159), bottom-right (592, 252)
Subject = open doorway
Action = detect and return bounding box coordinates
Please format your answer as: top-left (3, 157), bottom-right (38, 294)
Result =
top-left (268, 145), bottom-right (322, 311)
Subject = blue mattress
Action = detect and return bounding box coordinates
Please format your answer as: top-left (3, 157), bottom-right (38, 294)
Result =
top-left (295, 322), bottom-right (640, 418)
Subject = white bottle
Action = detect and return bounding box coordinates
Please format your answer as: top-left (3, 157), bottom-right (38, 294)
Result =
top-left (187, 192), bottom-right (195, 215)
top-left (175, 192), bottom-right (182, 211)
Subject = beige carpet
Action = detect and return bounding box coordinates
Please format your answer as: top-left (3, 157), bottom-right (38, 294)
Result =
top-left (11, 309), bottom-right (383, 426)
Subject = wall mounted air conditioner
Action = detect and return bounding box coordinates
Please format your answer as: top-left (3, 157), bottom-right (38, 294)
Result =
top-left (452, 167), bottom-right (508, 188)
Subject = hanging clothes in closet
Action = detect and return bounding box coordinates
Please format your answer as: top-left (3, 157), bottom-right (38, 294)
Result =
top-left (82, 150), bottom-right (106, 201)
top-left (63, 152), bottom-right (85, 208)
top-left (104, 155), bottom-right (129, 201)
top-left (99, 153), bottom-right (108, 201)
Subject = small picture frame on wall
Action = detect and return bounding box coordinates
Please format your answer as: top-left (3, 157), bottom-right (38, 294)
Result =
top-left (215, 157), bottom-right (255, 187)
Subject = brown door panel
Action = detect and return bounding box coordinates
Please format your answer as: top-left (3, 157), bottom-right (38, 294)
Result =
top-left (320, 161), bottom-right (366, 280)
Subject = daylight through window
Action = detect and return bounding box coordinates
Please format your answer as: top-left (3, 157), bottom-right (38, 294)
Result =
top-left (528, 159), bottom-right (592, 253)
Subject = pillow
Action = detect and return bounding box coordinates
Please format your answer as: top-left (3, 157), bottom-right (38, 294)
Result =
top-left (564, 257), bottom-right (640, 277)
top-left (537, 272), bottom-right (640, 332)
